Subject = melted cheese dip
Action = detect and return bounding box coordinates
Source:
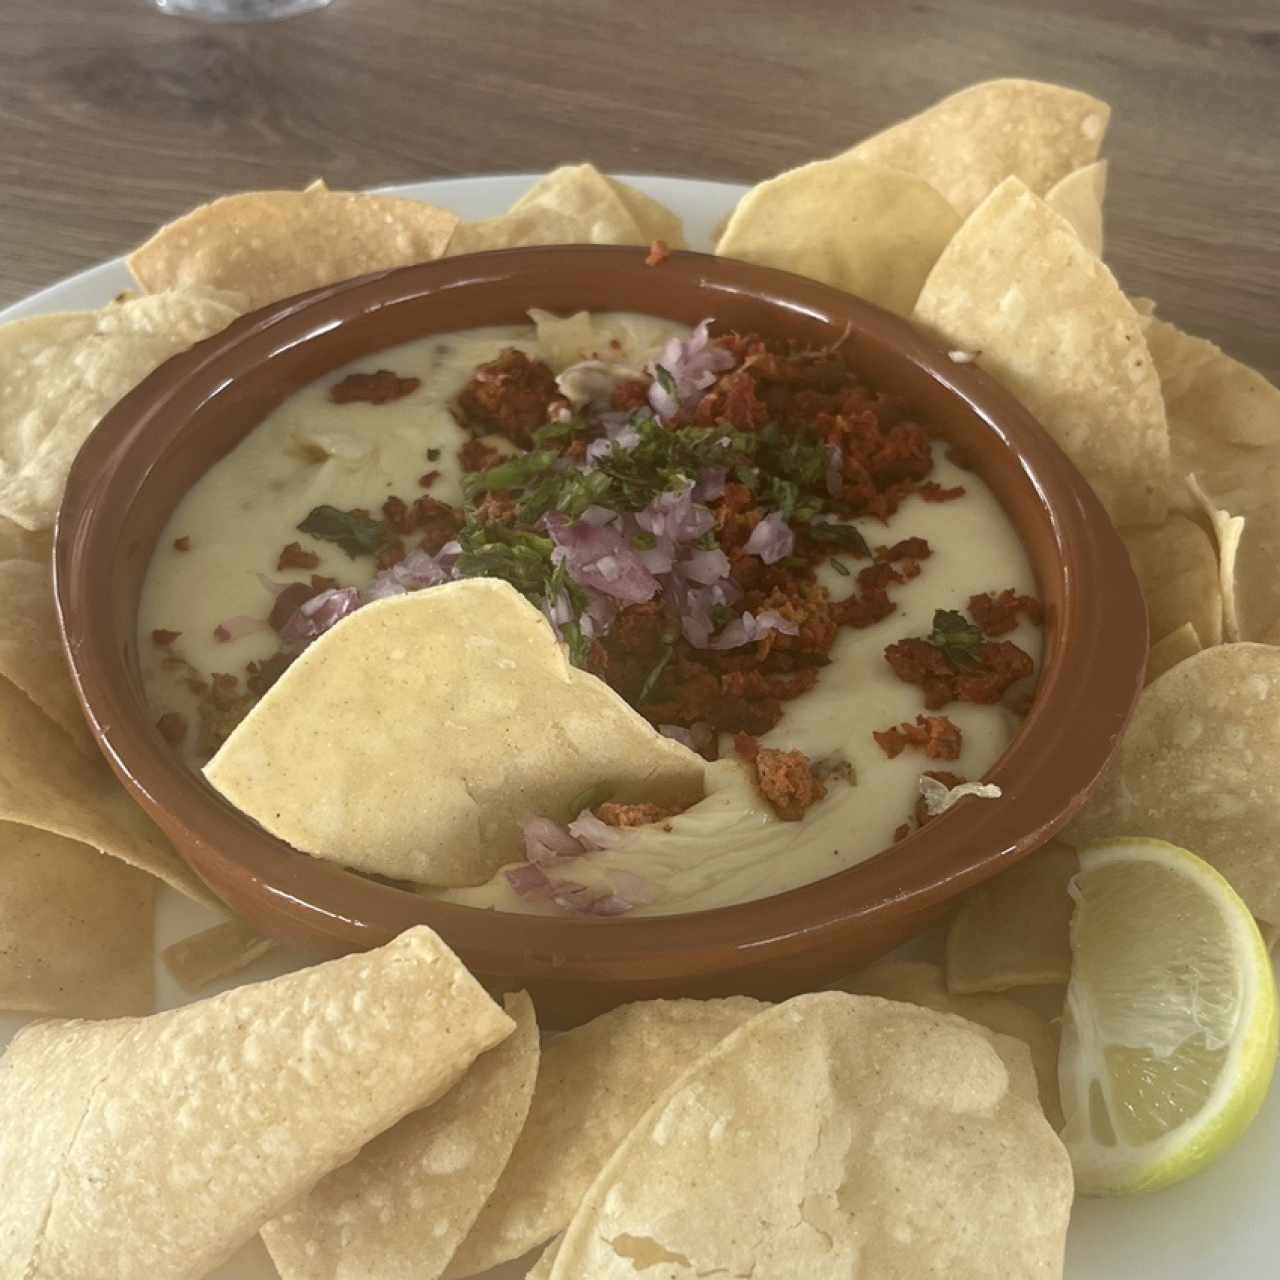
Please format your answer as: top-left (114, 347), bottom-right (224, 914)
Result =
top-left (140, 312), bottom-right (1040, 916)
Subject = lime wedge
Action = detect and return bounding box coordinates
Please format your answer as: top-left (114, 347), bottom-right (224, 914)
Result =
top-left (1059, 837), bottom-right (1278, 1194)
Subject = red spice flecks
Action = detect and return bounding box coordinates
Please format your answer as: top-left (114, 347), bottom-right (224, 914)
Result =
top-left (155, 711), bottom-right (187, 747)
top-left (151, 628), bottom-right (180, 648)
top-left (733, 732), bottom-right (761, 763)
top-left (172, 536), bottom-right (191, 552)
top-left (418, 469), bottom-right (441, 489)
top-left (329, 370), bottom-right (421, 405)
top-left (645, 239), bottom-right (672, 267)
top-left (276, 541), bottom-right (320, 572)
top-left (914, 769), bottom-right (966, 827)
top-left (872, 714), bottom-right (963, 761)
top-left (213, 624), bottom-right (232, 643)
top-left (968, 589), bottom-right (1044, 637)
top-left (884, 636), bottom-right (1034, 710)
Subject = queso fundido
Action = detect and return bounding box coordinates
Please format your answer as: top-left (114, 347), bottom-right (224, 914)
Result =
top-left (140, 308), bottom-right (1043, 916)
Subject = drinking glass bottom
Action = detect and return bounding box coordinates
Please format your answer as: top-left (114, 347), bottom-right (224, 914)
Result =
top-left (152, 0), bottom-right (334, 22)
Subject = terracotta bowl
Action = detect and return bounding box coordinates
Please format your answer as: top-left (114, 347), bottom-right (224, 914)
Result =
top-left (55, 246), bottom-right (1146, 1025)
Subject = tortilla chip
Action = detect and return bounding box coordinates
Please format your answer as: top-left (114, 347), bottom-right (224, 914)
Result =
top-left (1120, 514), bottom-right (1222, 648)
top-left (205, 581), bottom-right (705, 887)
top-left (1045, 158), bottom-right (1108, 256)
top-left (129, 189), bottom-right (458, 310)
top-left (0, 821), bottom-right (154, 1019)
top-left (0, 925), bottom-right (513, 1279)
top-left (0, 559), bottom-right (95, 755)
top-left (846, 77), bottom-right (1110, 217)
top-left (1066, 644), bottom-right (1280, 925)
top-left (0, 677), bottom-right (216, 905)
top-left (715, 155), bottom-right (961, 316)
top-left (161, 918), bottom-right (277, 992)
top-left (0, 516), bottom-right (49, 562)
top-left (444, 996), bottom-right (765, 1278)
top-left (263, 991), bottom-right (539, 1280)
top-left (1148, 314), bottom-right (1280, 451)
top-left (506, 165), bottom-right (687, 248)
top-left (947, 841), bottom-right (1079, 993)
top-left (838, 959), bottom-right (1062, 1128)
top-left (446, 207), bottom-right (583, 256)
top-left (914, 177), bottom-right (1169, 526)
top-left (526, 1238), bottom-right (561, 1280)
top-left (0, 290), bottom-right (245, 530)
top-left (548, 993), bottom-right (1071, 1280)
top-left (1185, 474), bottom-right (1245, 642)
top-left (1146, 622), bottom-right (1202, 684)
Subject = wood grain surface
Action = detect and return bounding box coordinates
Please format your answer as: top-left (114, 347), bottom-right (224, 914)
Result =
top-left (2, 0), bottom-right (1277, 378)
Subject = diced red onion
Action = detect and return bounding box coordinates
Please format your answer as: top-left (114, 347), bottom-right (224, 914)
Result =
top-left (706, 608), bottom-right (799, 651)
top-left (681, 546), bottom-right (731, 585)
top-left (694, 467), bottom-right (727, 502)
top-left (545, 513), bottom-right (659, 605)
top-left (646, 319), bottom-right (736, 421)
top-left (567, 809), bottom-right (622, 849)
top-left (521, 816), bottom-right (584, 868)
top-left (658, 723), bottom-right (696, 749)
top-left (743, 511), bottom-right (795, 565)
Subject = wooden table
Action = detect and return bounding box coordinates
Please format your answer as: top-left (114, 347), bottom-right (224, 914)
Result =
top-left (3, 0), bottom-right (1277, 380)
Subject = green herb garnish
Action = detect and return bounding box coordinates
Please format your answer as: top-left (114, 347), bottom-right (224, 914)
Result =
top-left (927, 609), bottom-right (984, 669)
top-left (296, 505), bottom-right (385, 559)
top-left (636, 643), bottom-right (675, 704)
top-left (830, 558), bottom-right (851, 577)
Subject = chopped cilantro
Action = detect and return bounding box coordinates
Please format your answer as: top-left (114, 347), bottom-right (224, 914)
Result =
top-left (830, 558), bottom-right (851, 577)
top-left (928, 609), bottom-right (984, 669)
top-left (636, 642), bottom-right (674, 704)
top-left (426, 447), bottom-right (441, 461)
top-left (654, 365), bottom-right (678, 401)
top-left (296, 505), bottom-right (385, 559)
top-left (805, 520), bottom-right (870, 557)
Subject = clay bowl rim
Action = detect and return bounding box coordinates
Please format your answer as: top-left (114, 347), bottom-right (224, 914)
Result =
top-left (55, 245), bottom-right (1147, 978)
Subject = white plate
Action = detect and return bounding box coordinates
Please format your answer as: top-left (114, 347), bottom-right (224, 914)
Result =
top-left (2, 174), bottom-right (1275, 1279)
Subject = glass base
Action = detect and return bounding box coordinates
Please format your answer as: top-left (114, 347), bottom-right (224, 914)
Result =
top-left (152, 0), bottom-right (333, 22)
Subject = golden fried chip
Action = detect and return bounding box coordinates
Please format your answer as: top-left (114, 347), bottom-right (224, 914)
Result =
top-left (0, 678), bottom-right (216, 904)
top-left (506, 165), bottom-right (686, 248)
top-left (0, 290), bottom-right (245, 530)
top-left (838, 959), bottom-right (1062, 1128)
top-left (0, 559), bottom-right (95, 755)
top-left (548, 993), bottom-right (1071, 1280)
top-left (715, 155), bottom-right (961, 316)
top-left (1121, 514), bottom-right (1222, 649)
top-left (914, 177), bottom-right (1169, 525)
top-left (446, 207), bottom-right (582, 255)
top-left (0, 926), bottom-right (513, 1280)
top-left (264, 991), bottom-right (539, 1280)
top-left (1186, 474), bottom-right (1245, 642)
top-left (846, 77), bottom-right (1109, 217)
top-left (0, 822), bottom-right (154, 1019)
top-left (1146, 622), bottom-right (1202, 684)
top-left (1148, 314), bottom-right (1280, 451)
top-left (160, 918), bottom-right (277, 992)
top-left (129, 188), bottom-right (459, 309)
top-left (445, 996), bottom-right (765, 1278)
top-left (526, 1238), bottom-right (561, 1280)
top-left (205, 581), bottom-right (705, 887)
top-left (0, 516), bottom-right (49, 562)
top-left (1045, 159), bottom-right (1108, 256)
top-left (1066, 644), bottom-right (1280, 925)
top-left (947, 842), bottom-right (1079, 993)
